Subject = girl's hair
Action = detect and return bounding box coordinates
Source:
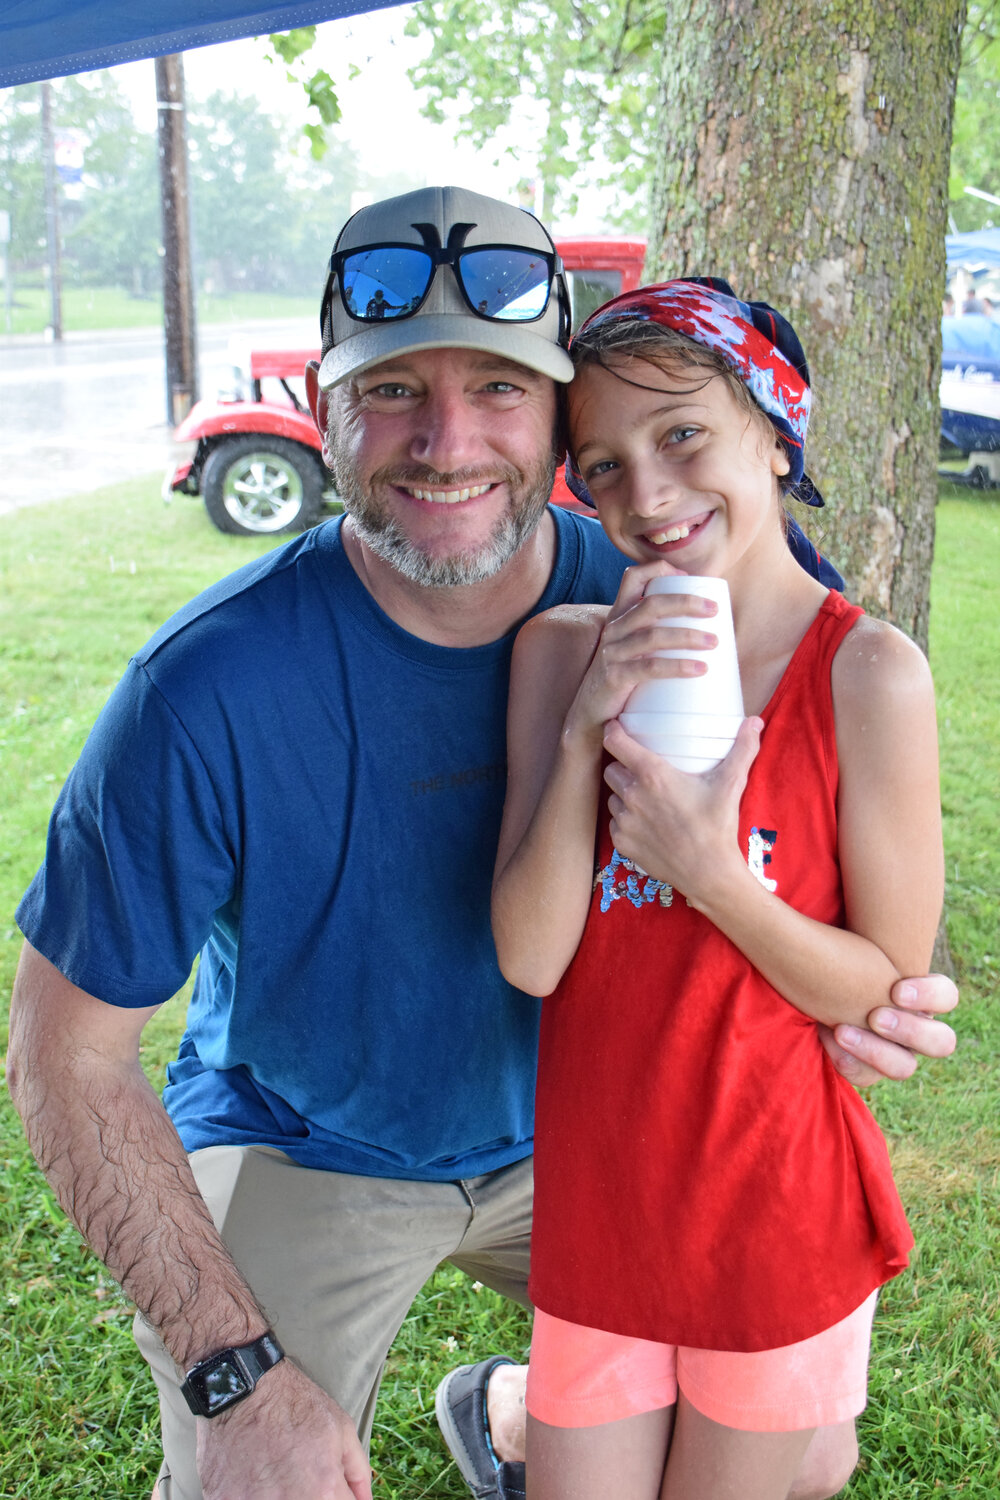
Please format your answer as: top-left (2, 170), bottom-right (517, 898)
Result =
top-left (570, 317), bottom-right (784, 462)
top-left (563, 279), bottom-right (822, 511)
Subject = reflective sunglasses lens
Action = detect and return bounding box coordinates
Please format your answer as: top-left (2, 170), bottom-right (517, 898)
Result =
top-left (459, 249), bottom-right (552, 321)
top-left (340, 247), bottom-right (434, 320)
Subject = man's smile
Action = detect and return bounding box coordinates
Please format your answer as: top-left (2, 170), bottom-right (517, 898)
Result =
top-left (401, 482), bottom-right (496, 505)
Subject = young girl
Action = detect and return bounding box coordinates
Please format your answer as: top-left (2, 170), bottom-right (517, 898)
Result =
top-left (491, 279), bottom-right (943, 1500)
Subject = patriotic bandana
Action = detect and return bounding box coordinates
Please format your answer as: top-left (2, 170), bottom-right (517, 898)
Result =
top-left (565, 276), bottom-right (823, 508)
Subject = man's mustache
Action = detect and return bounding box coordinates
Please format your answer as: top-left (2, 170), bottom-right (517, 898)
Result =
top-left (371, 464), bottom-right (522, 489)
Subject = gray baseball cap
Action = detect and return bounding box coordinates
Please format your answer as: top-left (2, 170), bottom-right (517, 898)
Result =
top-left (317, 186), bottom-right (574, 389)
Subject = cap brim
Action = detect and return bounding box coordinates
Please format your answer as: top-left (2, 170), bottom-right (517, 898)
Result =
top-left (316, 313), bottom-right (574, 389)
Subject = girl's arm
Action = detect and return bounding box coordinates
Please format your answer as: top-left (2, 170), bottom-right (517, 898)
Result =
top-left (492, 564), bottom-right (719, 996)
top-left (492, 608), bottom-right (609, 996)
top-left (602, 617), bottom-right (943, 1029)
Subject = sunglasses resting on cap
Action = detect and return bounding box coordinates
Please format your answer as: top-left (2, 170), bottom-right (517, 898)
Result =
top-left (316, 186), bottom-right (574, 390)
top-left (328, 233), bottom-right (559, 327)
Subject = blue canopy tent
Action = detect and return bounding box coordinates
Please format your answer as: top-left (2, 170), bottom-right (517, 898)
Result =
top-left (0, 0), bottom-right (402, 88)
top-left (945, 228), bottom-right (1000, 271)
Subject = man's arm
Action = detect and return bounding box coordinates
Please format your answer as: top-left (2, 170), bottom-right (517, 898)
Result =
top-left (7, 941), bottom-right (371, 1500)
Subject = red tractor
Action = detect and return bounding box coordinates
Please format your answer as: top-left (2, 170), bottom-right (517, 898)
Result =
top-left (165, 237), bottom-right (646, 537)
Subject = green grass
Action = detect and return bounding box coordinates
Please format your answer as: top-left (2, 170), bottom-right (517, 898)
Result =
top-left (1, 481), bottom-right (997, 1497)
top-left (852, 486), bottom-right (1000, 1499)
top-left (1, 284), bottom-right (317, 337)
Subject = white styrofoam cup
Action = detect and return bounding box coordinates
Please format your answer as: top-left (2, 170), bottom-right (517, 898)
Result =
top-left (621, 576), bottom-right (743, 769)
top-left (619, 710), bottom-right (746, 741)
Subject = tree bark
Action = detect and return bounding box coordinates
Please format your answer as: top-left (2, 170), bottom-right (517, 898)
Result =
top-left (646, 0), bottom-right (968, 649)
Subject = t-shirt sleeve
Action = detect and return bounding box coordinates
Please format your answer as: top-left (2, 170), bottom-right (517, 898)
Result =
top-left (16, 659), bottom-right (237, 1008)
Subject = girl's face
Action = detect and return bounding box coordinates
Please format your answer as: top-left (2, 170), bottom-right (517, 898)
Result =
top-left (567, 356), bottom-right (791, 577)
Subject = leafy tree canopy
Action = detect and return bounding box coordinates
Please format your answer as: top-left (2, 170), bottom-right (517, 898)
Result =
top-left (185, 88), bottom-right (359, 294)
top-left (950, 0), bottom-right (1000, 226)
top-left (0, 73), bottom-right (159, 291)
top-left (404, 0), bottom-right (996, 232)
top-left (405, 0), bottom-right (664, 224)
top-left (0, 73), bottom-right (365, 299)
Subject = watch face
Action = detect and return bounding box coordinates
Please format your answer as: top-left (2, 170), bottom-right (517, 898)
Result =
top-left (197, 1355), bottom-right (251, 1413)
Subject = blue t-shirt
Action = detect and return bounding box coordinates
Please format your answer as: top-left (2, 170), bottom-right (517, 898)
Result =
top-left (17, 509), bottom-right (628, 1180)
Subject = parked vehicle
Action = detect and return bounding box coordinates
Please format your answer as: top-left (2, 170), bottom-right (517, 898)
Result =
top-left (939, 229), bottom-right (1000, 487)
top-left (165, 347), bottom-right (332, 535)
top-left (165, 237), bottom-right (647, 536)
top-left (939, 313), bottom-right (1000, 486)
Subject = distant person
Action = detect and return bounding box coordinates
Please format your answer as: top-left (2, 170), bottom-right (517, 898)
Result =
top-left (365, 287), bottom-right (397, 318)
top-left (7, 188), bottom-right (958, 1500)
top-left (961, 290), bottom-right (985, 315)
top-left (943, 292), bottom-right (956, 316)
top-left (982, 296), bottom-right (997, 318)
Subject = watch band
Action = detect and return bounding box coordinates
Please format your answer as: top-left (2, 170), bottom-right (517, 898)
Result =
top-left (180, 1331), bottom-right (285, 1418)
top-left (234, 1331), bottom-right (284, 1383)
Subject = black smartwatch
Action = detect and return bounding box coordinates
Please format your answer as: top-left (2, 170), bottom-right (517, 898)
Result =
top-left (180, 1331), bottom-right (285, 1418)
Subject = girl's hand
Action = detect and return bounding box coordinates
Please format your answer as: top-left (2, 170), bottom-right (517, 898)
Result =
top-left (602, 716), bottom-right (763, 906)
top-left (564, 562), bottom-right (719, 748)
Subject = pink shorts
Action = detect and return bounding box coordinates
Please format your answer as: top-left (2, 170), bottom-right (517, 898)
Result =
top-left (525, 1293), bottom-right (878, 1433)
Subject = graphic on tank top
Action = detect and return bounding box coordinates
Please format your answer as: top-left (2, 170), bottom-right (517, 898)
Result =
top-left (594, 826), bottom-right (780, 912)
top-left (748, 826), bottom-right (778, 890)
top-left (594, 848), bottom-right (676, 911)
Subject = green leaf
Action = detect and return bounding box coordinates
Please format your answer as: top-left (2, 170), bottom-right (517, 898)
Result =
top-left (304, 122), bottom-right (327, 160)
top-left (268, 27), bottom-right (317, 65)
top-left (306, 69), bottom-right (341, 126)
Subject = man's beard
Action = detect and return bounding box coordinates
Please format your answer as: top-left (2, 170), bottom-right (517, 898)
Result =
top-left (328, 428), bottom-right (557, 589)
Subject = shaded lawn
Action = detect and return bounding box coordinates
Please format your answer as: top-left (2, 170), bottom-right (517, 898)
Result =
top-left (0, 481), bottom-right (997, 1496)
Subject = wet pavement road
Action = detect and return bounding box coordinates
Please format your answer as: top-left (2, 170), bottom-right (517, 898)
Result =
top-left (0, 319), bottom-right (316, 517)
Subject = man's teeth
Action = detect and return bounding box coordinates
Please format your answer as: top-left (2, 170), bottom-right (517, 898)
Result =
top-left (407, 483), bottom-right (493, 504)
top-left (648, 523), bottom-right (693, 544)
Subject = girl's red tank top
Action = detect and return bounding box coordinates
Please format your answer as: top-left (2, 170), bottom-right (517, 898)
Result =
top-left (529, 590), bottom-right (913, 1351)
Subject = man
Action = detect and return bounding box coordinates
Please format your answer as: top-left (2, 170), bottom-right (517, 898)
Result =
top-left (365, 288), bottom-right (398, 318)
top-left (7, 187), bottom-right (957, 1500)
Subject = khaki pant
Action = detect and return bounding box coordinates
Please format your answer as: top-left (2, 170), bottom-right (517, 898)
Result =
top-left (135, 1144), bottom-right (533, 1500)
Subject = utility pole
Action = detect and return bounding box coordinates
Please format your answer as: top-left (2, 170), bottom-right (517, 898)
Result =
top-left (0, 209), bottom-right (12, 335)
top-left (40, 81), bottom-right (63, 341)
top-left (155, 54), bottom-right (198, 426)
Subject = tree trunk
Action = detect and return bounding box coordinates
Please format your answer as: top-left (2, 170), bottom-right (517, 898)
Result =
top-left (646, 0), bottom-right (967, 649)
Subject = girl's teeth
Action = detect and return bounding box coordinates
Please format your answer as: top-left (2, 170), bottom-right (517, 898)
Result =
top-left (409, 483), bottom-right (492, 504)
top-left (649, 523), bottom-right (692, 544)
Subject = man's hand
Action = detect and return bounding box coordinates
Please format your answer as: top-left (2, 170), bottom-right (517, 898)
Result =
top-left (821, 974), bottom-right (958, 1086)
top-left (197, 1359), bottom-right (372, 1500)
